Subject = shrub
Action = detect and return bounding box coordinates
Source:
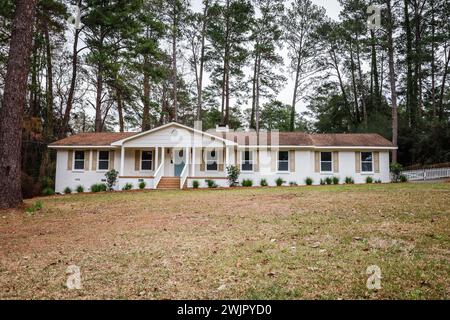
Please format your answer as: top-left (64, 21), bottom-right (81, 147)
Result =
top-left (320, 179), bottom-right (325, 185)
top-left (305, 177), bottom-right (313, 186)
top-left (105, 169), bottom-right (119, 191)
top-left (390, 162), bottom-right (404, 183)
top-left (345, 177), bottom-right (355, 184)
top-left (76, 185), bottom-right (84, 193)
top-left (205, 180), bottom-right (218, 189)
top-left (122, 183), bottom-right (133, 191)
top-left (325, 177), bottom-right (333, 185)
top-left (91, 183), bottom-right (107, 193)
top-left (192, 180), bottom-right (200, 189)
top-left (242, 179), bottom-right (253, 187)
top-left (289, 181), bottom-right (298, 187)
top-left (25, 201), bottom-right (43, 215)
top-left (42, 187), bottom-right (55, 196)
top-left (64, 187), bottom-right (72, 194)
top-left (139, 181), bottom-right (146, 190)
top-left (366, 176), bottom-right (374, 184)
top-left (260, 178), bottom-right (268, 187)
top-left (275, 177), bottom-right (285, 187)
top-left (400, 174), bottom-right (408, 183)
top-left (333, 176), bottom-right (340, 185)
top-left (227, 165), bottom-right (241, 187)
top-left (375, 179), bottom-right (382, 184)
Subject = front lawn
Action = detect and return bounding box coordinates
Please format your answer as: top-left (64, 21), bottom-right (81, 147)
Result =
top-left (0, 183), bottom-right (449, 299)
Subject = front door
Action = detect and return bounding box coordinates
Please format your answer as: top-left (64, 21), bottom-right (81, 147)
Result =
top-left (173, 149), bottom-right (185, 177)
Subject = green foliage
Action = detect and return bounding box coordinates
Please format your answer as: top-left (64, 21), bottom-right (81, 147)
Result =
top-left (242, 179), bottom-right (253, 187)
top-left (305, 177), bottom-right (313, 186)
top-left (289, 181), bottom-right (298, 187)
top-left (333, 176), bottom-right (340, 185)
top-left (366, 176), bottom-right (374, 184)
top-left (42, 187), bottom-right (55, 196)
top-left (345, 177), bottom-right (355, 184)
top-left (400, 175), bottom-right (408, 183)
top-left (76, 185), bottom-right (84, 193)
top-left (275, 177), bottom-right (285, 187)
top-left (192, 180), bottom-right (200, 189)
top-left (122, 183), bottom-right (133, 191)
top-left (227, 165), bottom-right (241, 187)
top-left (25, 201), bottom-right (43, 215)
top-left (375, 179), bottom-right (382, 184)
top-left (260, 179), bottom-right (268, 187)
top-left (91, 184), bottom-right (107, 193)
top-left (205, 180), bottom-right (218, 189)
top-left (139, 181), bottom-right (146, 190)
top-left (320, 179), bottom-right (325, 185)
top-left (390, 163), bottom-right (404, 183)
top-left (64, 187), bottom-right (72, 194)
top-left (105, 169), bottom-right (119, 191)
top-left (325, 177), bottom-right (333, 185)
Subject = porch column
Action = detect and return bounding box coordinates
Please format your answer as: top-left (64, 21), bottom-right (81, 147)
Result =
top-left (161, 147), bottom-right (165, 175)
top-left (225, 146), bottom-right (229, 172)
top-left (191, 147), bottom-right (195, 177)
top-left (155, 147), bottom-right (159, 169)
top-left (120, 146), bottom-right (125, 176)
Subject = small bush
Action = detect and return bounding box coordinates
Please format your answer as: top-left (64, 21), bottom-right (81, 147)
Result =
top-left (227, 165), bottom-right (241, 187)
top-left (289, 181), bottom-right (298, 187)
top-left (320, 179), bottom-right (325, 185)
top-left (242, 179), bottom-right (253, 187)
top-left (333, 176), bottom-right (340, 185)
top-left (42, 187), bottom-right (55, 196)
top-left (91, 183), bottom-right (107, 193)
top-left (122, 183), bottom-right (133, 191)
top-left (400, 174), bottom-right (408, 183)
top-left (139, 181), bottom-right (146, 190)
top-left (390, 162), bottom-right (404, 183)
top-left (345, 177), bottom-right (355, 184)
top-left (375, 179), bottom-right (382, 184)
top-left (275, 177), bottom-right (285, 187)
top-left (260, 178), bottom-right (268, 187)
top-left (206, 180), bottom-right (218, 189)
top-left (366, 176), bottom-right (374, 184)
top-left (105, 169), bottom-right (119, 191)
top-left (64, 187), bottom-right (72, 194)
top-left (305, 177), bottom-right (313, 186)
top-left (325, 177), bottom-right (333, 185)
top-left (25, 201), bottom-right (43, 215)
top-left (192, 180), bottom-right (200, 189)
top-left (76, 185), bottom-right (84, 193)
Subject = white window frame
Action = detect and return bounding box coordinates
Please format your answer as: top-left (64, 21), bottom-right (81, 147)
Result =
top-left (320, 152), bottom-right (333, 174)
top-left (241, 150), bottom-right (254, 172)
top-left (73, 150), bottom-right (85, 171)
top-left (278, 151), bottom-right (290, 172)
top-left (206, 149), bottom-right (218, 172)
top-left (141, 150), bottom-right (153, 172)
top-left (97, 150), bottom-right (110, 172)
top-left (361, 151), bottom-right (374, 174)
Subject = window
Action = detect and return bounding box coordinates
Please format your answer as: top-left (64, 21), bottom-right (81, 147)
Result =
top-left (278, 151), bottom-right (289, 172)
top-left (98, 151), bottom-right (109, 171)
top-left (321, 152), bottom-right (333, 172)
top-left (74, 151), bottom-right (85, 170)
top-left (361, 152), bottom-right (373, 172)
top-left (141, 151), bottom-right (153, 171)
top-left (241, 151), bottom-right (253, 172)
top-left (206, 150), bottom-right (218, 171)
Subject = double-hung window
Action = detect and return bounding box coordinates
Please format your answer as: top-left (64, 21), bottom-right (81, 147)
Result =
top-left (206, 150), bottom-right (218, 171)
top-left (74, 151), bottom-right (85, 171)
top-left (98, 151), bottom-right (110, 171)
top-left (141, 151), bottom-right (153, 171)
top-left (241, 151), bottom-right (253, 172)
top-left (361, 152), bottom-right (373, 172)
top-left (320, 152), bottom-right (333, 173)
top-left (278, 151), bottom-right (289, 172)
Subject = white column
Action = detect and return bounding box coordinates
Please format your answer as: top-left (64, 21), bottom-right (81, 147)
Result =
top-left (191, 147), bottom-right (196, 177)
top-left (161, 147), bottom-right (165, 176)
top-left (155, 147), bottom-right (159, 170)
top-left (120, 146), bottom-right (125, 176)
top-left (225, 146), bottom-right (229, 172)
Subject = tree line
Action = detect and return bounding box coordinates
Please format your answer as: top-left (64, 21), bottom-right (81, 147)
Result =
top-left (0, 0), bottom-right (449, 208)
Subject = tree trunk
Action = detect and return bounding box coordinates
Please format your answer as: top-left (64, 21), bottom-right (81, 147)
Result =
top-left (349, 41), bottom-right (360, 124)
top-left (0, 0), bottom-right (37, 209)
top-left (386, 0), bottom-right (399, 163)
top-left (255, 54), bottom-right (261, 133)
top-left (197, 0), bottom-right (210, 121)
top-left (438, 47), bottom-right (450, 120)
top-left (291, 52), bottom-right (302, 132)
top-left (355, 32), bottom-right (367, 128)
top-left (172, 11), bottom-right (178, 123)
top-left (142, 55), bottom-right (151, 131)
top-left (250, 54), bottom-right (258, 129)
top-left (44, 21), bottom-right (54, 141)
top-left (117, 88), bottom-right (124, 132)
top-left (95, 64), bottom-right (103, 132)
top-left (403, 0), bottom-right (416, 127)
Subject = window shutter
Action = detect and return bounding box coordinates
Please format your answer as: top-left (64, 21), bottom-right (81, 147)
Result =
top-left (290, 150), bottom-right (295, 172)
top-left (84, 151), bottom-right (90, 171)
top-left (200, 149), bottom-right (205, 172)
top-left (110, 151), bottom-right (115, 170)
top-left (67, 150), bottom-right (73, 170)
top-left (254, 150), bottom-right (260, 172)
top-left (374, 152), bottom-right (380, 173)
top-left (333, 152), bottom-right (339, 173)
top-left (235, 148), bottom-right (240, 167)
top-left (314, 152), bottom-right (320, 173)
top-left (135, 150), bottom-right (140, 171)
top-left (271, 150), bottom-right (277, 172)
top-left (355, 152), bottom-right (361, 173)
top-left (218, 149), bottom-right (225, 171)
top-left (91, 150), bottom-right (97, 171)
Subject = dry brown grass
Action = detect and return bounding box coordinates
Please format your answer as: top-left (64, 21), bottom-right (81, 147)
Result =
top-left (0, 183), bottom-right (449, 300)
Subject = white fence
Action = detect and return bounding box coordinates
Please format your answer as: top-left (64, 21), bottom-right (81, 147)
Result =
top-left (402, 167), bottom-right (450, 181)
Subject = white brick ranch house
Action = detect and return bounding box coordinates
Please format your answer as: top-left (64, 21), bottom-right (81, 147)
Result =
top-left (49, 122), bottom-right (396, 192)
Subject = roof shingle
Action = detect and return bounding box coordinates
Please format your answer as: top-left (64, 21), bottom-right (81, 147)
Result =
top-left (49, 132), bottom-right (137, 146)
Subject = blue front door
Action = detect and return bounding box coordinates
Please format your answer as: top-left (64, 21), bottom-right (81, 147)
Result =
top-left (174, 149), bottom-right (185, 177)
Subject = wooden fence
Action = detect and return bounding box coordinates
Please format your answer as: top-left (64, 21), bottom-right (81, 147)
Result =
top-left (402, 167), bottom-right (450, 181)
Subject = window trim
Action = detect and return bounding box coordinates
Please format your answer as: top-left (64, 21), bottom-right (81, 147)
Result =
top-left (320, 151), bottom-right (333, 174)
top-left (277, 151), bottom-right (290, 173)
top-left (240, 150), bottom-right (254, 172)
top-left (97, 150), bottom-right (110, 172)
top-left (140, 150), bottom-right (153, 172)
top-left (73, 150), bottom-right (85, 172)
top-left (206, 149), bottom-right (218, 172)
top-left (361, 151), bottom-right (374, 174)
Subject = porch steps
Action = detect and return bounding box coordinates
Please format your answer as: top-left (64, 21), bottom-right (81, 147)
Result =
top-left (157, 177), bottom-right (181, 190)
